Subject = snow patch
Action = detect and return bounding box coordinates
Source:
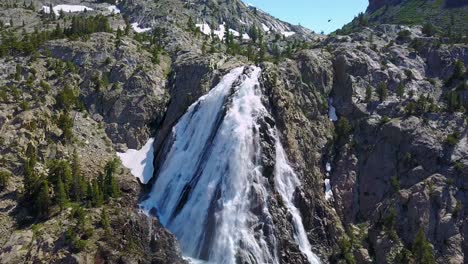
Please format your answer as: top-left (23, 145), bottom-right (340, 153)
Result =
top-left (107, 5), bottom-right (120, 14)
top-left (131, 22), bottom-right (151, 33)
top-left (196, 23), bottom-right (250, 40)
top-left (281, 31), bottom-right (295, 37)
top-left (261, 23), bottom-right (270, 32)
top-left (325, 179), bottom-right (333, 200)
top-left (195, 23), bottom-right (211, 35)
top-left (117, 138), bottom-right (155, 184)
top-left (42, 5), bottom-right (93, 16)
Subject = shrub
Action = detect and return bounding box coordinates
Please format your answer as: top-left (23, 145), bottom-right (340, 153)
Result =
top-left (445, 132), bottom-right (460, 146)
top-left (55, 85), bottom-right (78, 111)
top-left (397, 30), bottom-right (411, 40)
top-left (390, 176), bottom-right (400, 192)
top-left (422, 22), bottom-right (436, 37)
top-left (454, 161), bottom-right (465, 172)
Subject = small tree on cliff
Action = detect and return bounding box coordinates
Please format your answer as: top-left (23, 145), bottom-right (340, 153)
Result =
top-left (412, 228), bottom-right (436, 264)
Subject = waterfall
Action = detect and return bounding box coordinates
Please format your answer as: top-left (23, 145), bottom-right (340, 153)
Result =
top-left (140, 66), bottom-right (320, 264)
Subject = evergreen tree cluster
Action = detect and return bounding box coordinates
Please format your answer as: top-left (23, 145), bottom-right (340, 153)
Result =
top-left (0, 15), bottom-right (112, 58)
top-left (64, 15), bottom-right (112, 39)
top-left (23, 146), bottom-right (120, 219)
top-left (395, 228), bottom-right (436, 264)
top-left (405, 94), bottom-right (439, 116)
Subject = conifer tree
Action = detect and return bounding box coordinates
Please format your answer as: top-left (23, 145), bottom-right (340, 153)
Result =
top-left (365, 86), bottom-right (372, 102)
top-left (0, 170), bottom-right (10, 191)
top-left (23, 143), bottom-right (38, 199)
top-left (104, 159), bottom-right (120, 199)
top-left (412, 228), bottom-right (435, 264)
top-left (57, 111), bottom-right (74, 142)
top-left (91, 179), bottom-right (104, 207)
top-left (377, 81), bottom-right (388, 102)
top-left (70, 150), bottom-right (86, 202)
top-left (397, 83), bottom-right (405, 99)
top-left (56, 177), bottom-right (67, 211)
top-left (48, 160), bottom-right (72, 191)
top-left (36, 180), bottom-right (50, 218)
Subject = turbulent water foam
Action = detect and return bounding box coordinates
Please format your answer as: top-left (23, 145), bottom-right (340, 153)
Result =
top-left (141, 66), bottom-right (320, 264)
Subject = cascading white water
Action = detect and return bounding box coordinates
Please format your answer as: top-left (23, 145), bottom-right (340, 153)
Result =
top-left (275, 143), bottom-right (321, 264)
top-left (140, 66), bottom-right (320, 264)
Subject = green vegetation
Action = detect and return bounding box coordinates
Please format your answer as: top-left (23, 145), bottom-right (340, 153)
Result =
top-left (397, 83), bottom-right (405, 99)
top-left (36, 180), bottom-right (51, 219)
top-left (0, 170), bottom-right (11, 191)
top-left (0, 15), bottom-right (112, 58)
top-left (337, 0), bottom-right (467, 42)
top-left (445, 131), bottom-right (460, 146)
top-left (338, 236), bottom-right (356, 264)
top-left (377, 82), bottom-right (388, 102)
top-left (55, 85), bottom-right (79, 111)
top-left (57, 111), bottom-right (74, 142)
top-left (21, 143), bottom-right (120, 219)
top-left (412, 228), bottom-right (436, 264)
top-left (405, 94), bottom-right (439, 116)
top-left (65, 205), bottom-right (94, 252)
top-left (390, 176), bottom-right (400, 192)
top-left (383, 207), bottom-right (398, 240)
top-left (335, 117), bottom-right (353, 145)
top-left (365, 86), bottom-right (372, 102)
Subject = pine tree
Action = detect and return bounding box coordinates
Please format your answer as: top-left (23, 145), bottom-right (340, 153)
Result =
top-left (412, 228), bottom-right (436, 264)
top-left (36, 180), bottom-right (50, 218)
top-left (23, 144), bottom-right (38, 199)
top-left (365, 86), bottom-right (372, 102)
top-left (377, 81), bottom-right (388, 102)
top-left (397, 83), bottom-right (405, 99)
top-left (56, 177), bottom-right (67, 211)
top-left (48, 160), bottom-right (72, 191)
top-left (335, 117), bottom-right (352, 145)
top-left (57, 111), bottom-right (74, 142)
top-left (0, 170), bottom-right (10, 191)
top-left (91, 179), bottom-right (104, 207)
top-left (70, 150), bottom-right (86, 202)
top-left (100, 208), bottom-right (110, 229)
top-left (104, 159), bottom-right (120, 199)
top-left (187, 16), bottom-right (195, 32)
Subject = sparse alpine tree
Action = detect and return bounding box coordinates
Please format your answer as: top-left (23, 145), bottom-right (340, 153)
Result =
top-left (397, 83), bottom-right (405, 99)
top-left (36, 180), bottom-right (51, 218)
top-left (377, 81), bottom-right (388, 102)
top-left (56, 177), bottom-right (67, 211)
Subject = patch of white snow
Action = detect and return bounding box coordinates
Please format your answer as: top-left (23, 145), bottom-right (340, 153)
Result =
top-left (42, 5), bottom-right (93, 16)
top-left (131, 22), bottom-right (151, 33)
top-left (325, 179), bottom-right (333, 200)
top-left (117, 138), bottom-right (155, 184)
top-left (195, 23), bottom-right (211, 35)
top-left (107, 5), bottom-right (120, 14)
top-left (261, 23), bottom-right (270, 32)
top-left (281, 31), bottom-right (295, 37)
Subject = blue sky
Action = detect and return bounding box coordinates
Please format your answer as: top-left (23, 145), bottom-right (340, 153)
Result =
top-left (245, 0), bottom-right (369, 34)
